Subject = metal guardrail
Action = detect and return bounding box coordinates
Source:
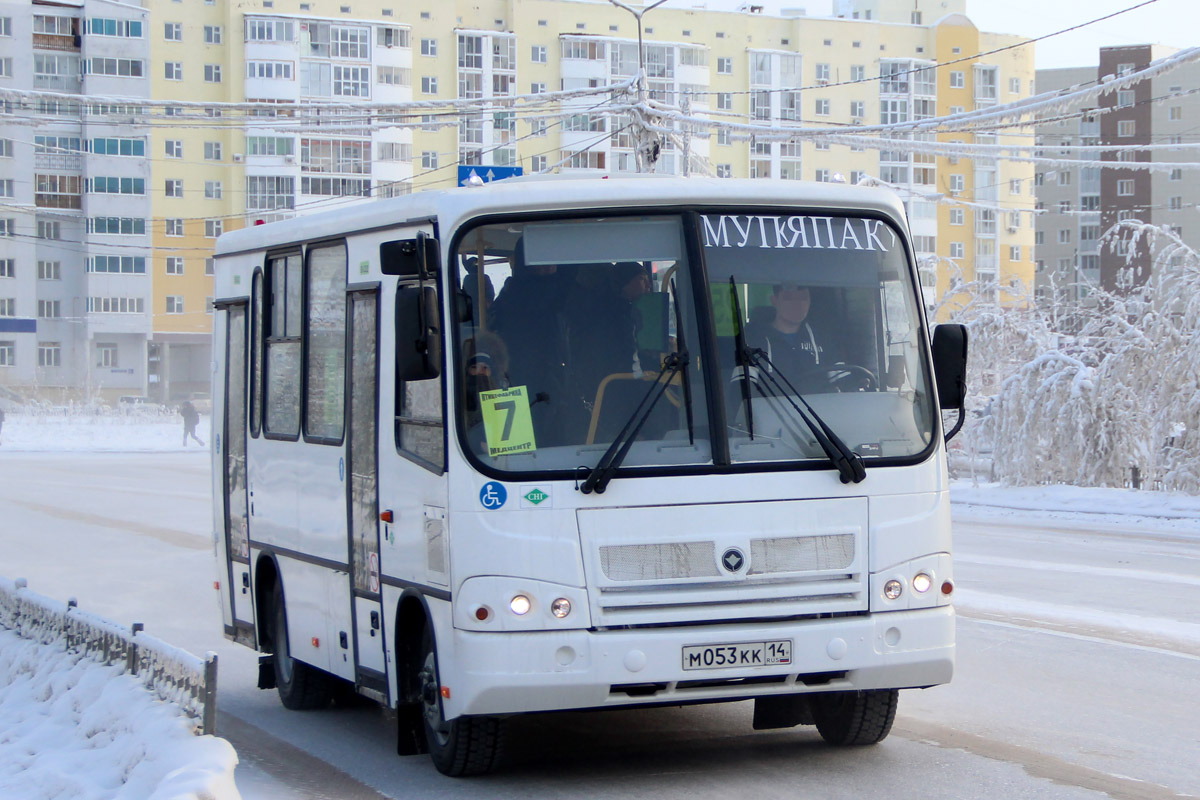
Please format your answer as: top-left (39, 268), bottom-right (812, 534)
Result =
top-left (0, 576), bottom-right (218, 735)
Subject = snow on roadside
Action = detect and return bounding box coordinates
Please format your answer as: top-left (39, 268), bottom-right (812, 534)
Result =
top-left (951, 479), bottom-right (1200, 536)
top-left (0, 413), bottom-right (211, 453)
top-left (0, 628), bottom-right (239, 800)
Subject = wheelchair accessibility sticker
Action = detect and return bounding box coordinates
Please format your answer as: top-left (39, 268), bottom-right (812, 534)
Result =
top-left (480, 481), bottom-right (507, 510)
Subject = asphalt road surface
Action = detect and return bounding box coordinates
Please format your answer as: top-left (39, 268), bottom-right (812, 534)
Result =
top-left (2, 452), bottom-right (1196, 799)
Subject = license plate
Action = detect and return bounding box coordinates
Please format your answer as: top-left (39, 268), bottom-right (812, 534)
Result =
top-left (682, 640), bottom-right (792, 671)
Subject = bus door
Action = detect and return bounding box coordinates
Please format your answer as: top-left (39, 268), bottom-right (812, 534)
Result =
top-left (222, 303), bottom-right (255, 646)
top-left (347, 287), bottom-right (387, 696)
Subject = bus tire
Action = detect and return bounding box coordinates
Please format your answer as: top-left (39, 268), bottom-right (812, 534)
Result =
top-left (271, 582), bottom-right (333, 710)
top-left (810, 689), bottom-right (898, 746)
top-left (419, 628), bottom-right (505, 776)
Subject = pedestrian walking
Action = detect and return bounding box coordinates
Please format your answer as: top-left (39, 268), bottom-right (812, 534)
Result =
top-left (181, 400), bottom-right (205, 447)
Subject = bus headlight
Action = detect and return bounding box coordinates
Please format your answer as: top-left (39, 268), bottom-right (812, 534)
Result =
top-left (883, 579), bottom-right (903, 600)
top-left (550, 598), bottom-right (572, 618)
top-left (912, 573), bottom-right (933, 594)
top-left (509, 595), bottom-right (532, 616)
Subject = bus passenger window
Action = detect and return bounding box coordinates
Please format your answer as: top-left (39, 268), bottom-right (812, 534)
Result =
top-left (264, 253), bottom-right (302, 437)
top-left (305, 243), bottom-right (347, 441)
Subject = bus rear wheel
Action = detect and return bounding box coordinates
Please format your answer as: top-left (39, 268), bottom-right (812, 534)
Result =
top-left (810, 689), bottom-right (898, 746)
top-left (418, 628), bottom-right (505, 776)
top-left (271, 582), bottom-right (333, 710)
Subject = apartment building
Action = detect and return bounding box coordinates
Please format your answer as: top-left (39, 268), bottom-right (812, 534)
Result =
top-left (0, 0), bottom-right (153, 401)
top-left (1036, 45), bottom-right (1200, 306)
top-left (1, 0), bottom-right (1036, 399)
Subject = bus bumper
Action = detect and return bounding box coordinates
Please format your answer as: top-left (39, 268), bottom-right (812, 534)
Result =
top-left (441, 605), bottom-right (954, 718)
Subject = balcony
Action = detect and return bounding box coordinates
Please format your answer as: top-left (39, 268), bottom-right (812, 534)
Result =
top-left (34, 74), bottom-right (82, 93)
top-left (33, 33), bottom-right (79, 52)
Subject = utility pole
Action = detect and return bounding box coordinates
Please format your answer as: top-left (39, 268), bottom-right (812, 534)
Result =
top-left (609, 0), bottom-right (670, 172)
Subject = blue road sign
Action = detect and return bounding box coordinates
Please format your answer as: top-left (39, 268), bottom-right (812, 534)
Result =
top-left (458, 166), bottom-right (524, 186)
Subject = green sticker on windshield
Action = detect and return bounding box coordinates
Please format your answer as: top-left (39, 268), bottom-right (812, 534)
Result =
top-left (479, 386), bottom-right (537, 457)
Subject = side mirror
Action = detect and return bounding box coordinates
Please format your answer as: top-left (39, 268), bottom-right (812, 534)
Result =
top-left (396, 284), bottom-right (442, 381)
top-left (931, 323), bottom-right (968, 410)
top-left (381, 232), bottom-right (439, 279)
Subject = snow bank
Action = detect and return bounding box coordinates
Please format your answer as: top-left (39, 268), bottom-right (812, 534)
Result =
top-left (0, 628), bottom-right (239, 800)
top-left (0, 412), bottom-right (211, 453)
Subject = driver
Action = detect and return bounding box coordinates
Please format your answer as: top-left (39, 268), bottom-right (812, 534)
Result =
top-left (744, 283), bottom-right (826, 390)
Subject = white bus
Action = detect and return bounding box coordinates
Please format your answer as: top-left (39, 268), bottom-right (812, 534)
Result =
top-left (212, 176), bottom-right (968, 776)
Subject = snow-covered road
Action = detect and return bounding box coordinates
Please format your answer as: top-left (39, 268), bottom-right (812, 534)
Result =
top-left (2, 417), bottom-right (1199, 798)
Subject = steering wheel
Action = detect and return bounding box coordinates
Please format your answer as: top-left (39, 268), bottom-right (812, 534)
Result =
top-left (825, 363), bottom-right (878, 392)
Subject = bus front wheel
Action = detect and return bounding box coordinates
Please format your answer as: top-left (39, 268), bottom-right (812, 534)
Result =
top-left (271, 582), bottom-right (333, 710)
top-left (810, 689), bottom-right (898, 746)
top-left (418, 628), bottom-right (506, 776)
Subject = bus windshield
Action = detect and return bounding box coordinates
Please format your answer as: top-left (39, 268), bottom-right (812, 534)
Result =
top-left (451, 211), bottom-right (934, 476)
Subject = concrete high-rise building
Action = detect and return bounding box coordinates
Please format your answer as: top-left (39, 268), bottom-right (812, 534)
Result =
top-left (1036, 45), bottom-right (1200, 306)
top-left (1, 0), bottom-right (1036, 400)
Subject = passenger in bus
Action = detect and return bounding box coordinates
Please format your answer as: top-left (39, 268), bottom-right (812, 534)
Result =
top-left (459, 256), bottom-right (495, 324)
top-left (488, 242), bottom-right (572, 444)
top-left (744, 283), bottom-right (828, 393)
top-left (567, 262), bottom-right (651, 414)
top-left (462, 331), bottom-right (509, 450)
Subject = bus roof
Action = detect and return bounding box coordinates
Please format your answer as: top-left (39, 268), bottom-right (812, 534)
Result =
top-left (213, 176), bottom-right (909, 258)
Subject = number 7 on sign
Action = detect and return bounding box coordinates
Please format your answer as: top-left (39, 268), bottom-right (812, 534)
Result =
top-left (478, 386), bottom-right (538, 458)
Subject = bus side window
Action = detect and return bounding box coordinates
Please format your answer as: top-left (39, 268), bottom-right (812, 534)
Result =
top-left (264, 253), bottom-right (302, 438)
top-left (249, 269), bottom-right (263, 438)
top-left (304, 242), bottom-right (347, 442)
top-left (396, 291), bottom-right (445, 472)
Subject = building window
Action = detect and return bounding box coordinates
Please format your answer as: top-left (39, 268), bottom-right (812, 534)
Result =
top-left (717, 57), bottom-right (732, 75)
top-left (1117, 179), bottom-right (1134, 196)
top-left (1058, 171), bottom-right (1071, 186)
top-left (166, 218), bottom-right (184, 236)
top-left (950, 208), bottom-right (964, 225)
top-left (421, 76), bottom-right (437, 94)
top-left (531, 45), bottom-right (546, 63)
top-left (815, 169), bottom-right (831, 182)
top-left (166, 257), bottom-right (184, 275)
top-left (949, 174), bottom-right (964, 193)
top-left (37, 259), bottom-right (61, 280)
top-left (421, 151), bottom-right (438, 170)
top-left (1009, 77), bottom-right (1020, 94)
top-left (205, 180), bottom-right (222, 199)
top-left (815, 98), bottom-right (830, 116)
top-left (1058, 229), bottom-right (1071, 244)
top-left (1118, 120), bottom-right (1135, 137)
top-left (1117, 90), bottom-right (1134, 108)
top-left (38, 343), bottom-right (61, 368)
top-left (165, 140), bottom-right (183, 158)
top-left (0, 259), bottom-right (12, 278)
top-left (0, 341), bottom-right (13, 366)
top-left (204, 141), bottom-right (223, 160)
top-left (165, 62), bottom-right (182, 80)
top-left (204, 25), bottom-right (222, 44)
top-left (0, 299), bottom-right (14, 317)
top-left (717, 164), bottom-right (732, 178)
top-left (37, 220), bottom-right (62, 239)
top-left (850, 65), bottom-right (865, 82)
top-left (165, 179), bottom-right (183, 198)
top-left (97, 344), bottom-right (118, 367)
top-left (420, 38), bottom-right (436, 56)
top-left (1170, 168), bottom-right (1182, 181)
top-left (206, 258), bottom-right (215, 276)
top-left (204, 64), bottom-right (222, 83)
top-left (205, 219), bottom-right (223, 238)
top-left (949, 71), bottom-right (964, 89)
top-left (164, 22), bottom-right (182, 41)
top-left (815, 63), bottom-right (830, 83)
top-left (850, 100), bottom-right (865, 118)
top-left (1169, 196), bottom-right (1183, 210)
top-left (1169, 106), bottom-right (1182, 121)
top-left (246, 175), bottom-right (295, 211)
top-left (166, 296), bottom-right (184, 314)
top-left (37, 300), bottom-right (61, 319)
top-left (950, 242), bottom-right (964, 259)
top-left (376, 27), bottom-right (407, 47)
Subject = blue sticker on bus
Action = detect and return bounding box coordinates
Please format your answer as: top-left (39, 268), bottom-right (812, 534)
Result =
top-left (480, 482), bottom-right (507, 510)
top-left (339, 457), bottom-right (345, 481)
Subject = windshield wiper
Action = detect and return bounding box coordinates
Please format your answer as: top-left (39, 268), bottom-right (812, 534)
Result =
top-left (578, 351), bottom-right (689, 494)
top-left (728, 277), bottom-right (755, 440)
top-left (740, 346), bottom-right (867, 485)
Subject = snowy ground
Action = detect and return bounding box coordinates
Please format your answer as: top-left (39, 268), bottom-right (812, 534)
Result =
top-left (2, 413), bottom-right (1198, 799)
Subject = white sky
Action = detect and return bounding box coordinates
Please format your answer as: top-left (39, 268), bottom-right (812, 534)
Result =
top-left (691, 0), bottom-right (1196, 69)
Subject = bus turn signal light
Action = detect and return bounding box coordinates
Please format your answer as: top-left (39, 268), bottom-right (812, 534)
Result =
top-left (380, 510), bottom-right (394, 523)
